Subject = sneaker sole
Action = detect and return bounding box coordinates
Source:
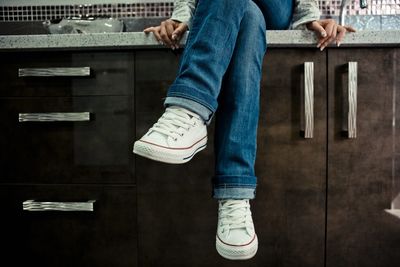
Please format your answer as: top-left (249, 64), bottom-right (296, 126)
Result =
top-left (133, 136), bottom-right (207, 164)
top-left (216, 234), bottom-right (258, 260)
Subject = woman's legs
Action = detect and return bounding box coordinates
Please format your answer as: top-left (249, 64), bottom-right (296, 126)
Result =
top-left (213, 3), bottom-right (266, 260)
top-left (136, 0), bottom-right (294, 180)
top-left (135, 0), bottom-right (294, 260)
top-left (134, 0), bottom-right (251, 163)
top-left (212, 2), bottom-right (267, 200)
top-left (164, 0), bottom-right (250, 123)
top-left (165, 0), bottom-right (294, 122)
top-left (212, 0), bottom-right (294, 199)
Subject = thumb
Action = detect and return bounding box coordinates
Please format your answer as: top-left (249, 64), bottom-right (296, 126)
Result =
top-left (307, 21), bottom-right (327, 38)
top-left (171, 23), bottom-right (188, 40)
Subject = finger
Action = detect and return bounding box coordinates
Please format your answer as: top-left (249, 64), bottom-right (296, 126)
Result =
top-left (165, 22), bottom-right (176, 47)
top-left (321, 23), bottom-right (337, 50)
top-left (307, 20), bottom-right (327, 38)
top-left (344, 25), bottom-right (356, 32)
top-left (336, 27), bottom-right (346, 47)
top-left (318, 20), bottom-right (335, 50)
top-left (172, 23), bottom-right (188, 41)
top-left (317, 35), bottom-right (329, 48)
top-left (143, 27), bottom-right (163, 44)
top-left (151, 28), bottom-right (163, 44)
top-left (160, 22), bottom-right (173, 48)
top-left (165, 22), bottom-right (175, 38)
top-left (172, 24), bottom-right (188, 49)
top-left (324, 20), bottom-right (335, 38)
top-left (143, 27), bottom-right (154, 33)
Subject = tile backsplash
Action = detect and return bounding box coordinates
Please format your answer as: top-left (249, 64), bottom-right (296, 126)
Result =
top-left (0, 0), bottom-right (399, 25)
top-left (320, 0), bottom-right (400, 16)
top-left (0, 2), bottom-right (174, 21)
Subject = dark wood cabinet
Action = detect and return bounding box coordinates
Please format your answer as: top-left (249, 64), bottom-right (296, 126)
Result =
top-left (0, 50), bottom-right (137, 267)
top-left (0, 51), bottom-right (134, 97)
top-left (135, 49), bottom-right (327, 266)
top-left (0, 96), bottom-right (134, 184)
top-left (256, 49), bottom-right (327, 266)
top-left (1, 47), bottom-right (398, 267)
top-left (0, 185), bottom-right (137, 267)
top-left (134, 48), bottom-right (400, 266)
top-left (326, 48), bottom-right (400, 267)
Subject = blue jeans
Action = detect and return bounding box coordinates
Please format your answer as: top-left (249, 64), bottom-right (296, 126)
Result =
top-left (164, 0), bottom-right (293, 199)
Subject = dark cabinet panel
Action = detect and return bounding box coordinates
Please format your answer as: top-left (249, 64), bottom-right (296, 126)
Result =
top-left (0, 51), bottom-right (134, 97)
top-left (0, 185), bottom-right (137, 267)
top-left (0, 96), bottom-right (134, 184)
top-left (135, 49), bottom-right (327, 266)
top-left (327, 48), bottom-right (400, 267)
top-left (255, 49), bottom-right (327, 267)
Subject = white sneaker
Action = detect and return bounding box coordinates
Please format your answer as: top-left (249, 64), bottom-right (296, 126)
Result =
top-left (216, 199), bottom-right (258, 260)
top-left (133, 106), bottom-right (207, 164)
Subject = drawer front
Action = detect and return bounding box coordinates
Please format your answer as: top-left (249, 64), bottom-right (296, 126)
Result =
top-left (0, 51), bottom-right (133, 97)
top-left (0, 96), bottom-right (134, 184)
top-left (0, 185), bottom-right (137, 267)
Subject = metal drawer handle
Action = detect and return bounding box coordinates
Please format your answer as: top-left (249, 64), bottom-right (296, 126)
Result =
top-left (303, 62), bottom-right (314, 138)
top-left (19, 112), bottom-right (90, 122)
top-left (18, 67), bottom-right (90, 77)
top-left (23, 200), bottom-right (95, 212)
top-left (347, 62), bottom-right (357, 138)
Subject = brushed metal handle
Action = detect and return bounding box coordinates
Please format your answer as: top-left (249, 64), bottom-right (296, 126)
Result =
top-left (23, 200), bottom-right (95, 212)
top-left (18, 112), bottom-right (90, 122)
top-left (347, 62), bottom-right (357, 138)
top-left (18, 67), bottom-right (90, 77)
top-left (303, 62), bottom-right (314, 138)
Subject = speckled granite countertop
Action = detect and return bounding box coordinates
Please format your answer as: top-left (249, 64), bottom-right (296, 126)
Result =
top-left (0, 30), bottom-right (399, 51)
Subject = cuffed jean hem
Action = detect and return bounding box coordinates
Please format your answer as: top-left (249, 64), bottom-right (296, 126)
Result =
top-left (164, 96), bottom-right (214, 125)
top-left (167, 84), bottom-right (218, 114)
top-left (212, 175), bottom-right (257, 199)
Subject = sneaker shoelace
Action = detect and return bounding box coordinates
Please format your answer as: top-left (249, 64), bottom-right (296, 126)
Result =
top-left (149, 107), bottom-right (198, 141)
top-left (219, 200), bottom-right (253, 236)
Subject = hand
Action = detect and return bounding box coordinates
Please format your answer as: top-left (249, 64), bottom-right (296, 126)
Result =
top-left (306, 19), bottom-right (356, 51)
top-left (143, 19), bottom-right (188, 50)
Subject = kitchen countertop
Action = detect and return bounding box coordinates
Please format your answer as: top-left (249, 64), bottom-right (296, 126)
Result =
top-left (0, 30), bottom-right (399, 51)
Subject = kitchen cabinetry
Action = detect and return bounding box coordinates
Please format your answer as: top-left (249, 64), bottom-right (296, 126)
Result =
top-left (134, 49), bottom-right (327, 266)
top-left (0, 51), bottom-right (137, 267)
top-left (135, 48), bottom-right (400, 266)
top-left (1, 185), bottom-right (137, 267)
top-left (261, 48), bottom-right (400, 267)
top-left (326, 48), bottom-right (400, 267)
top-left (256, 49), bottom-right (327, 266)
top-left (0, 46), bottom-right (398, 267)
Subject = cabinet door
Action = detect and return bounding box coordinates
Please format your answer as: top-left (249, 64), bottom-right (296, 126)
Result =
top-left (0, 51), bottom-right (134, 97)
top-left (256, 49), bottom-right (327, 266)
top-left (0, 185), bottom-right (137, 267)
top-left (327, 48), bottom-right (400, 267)
top-left (0, 96), bottom-right (134, 184)
top-left (135, 49), bottom-right (327, 266)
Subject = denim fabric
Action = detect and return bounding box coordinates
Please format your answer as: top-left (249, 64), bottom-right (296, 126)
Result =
top-left (164, 96), bottom-right (213, 124)
top-left (165, 0), bottom-right (293, 199)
